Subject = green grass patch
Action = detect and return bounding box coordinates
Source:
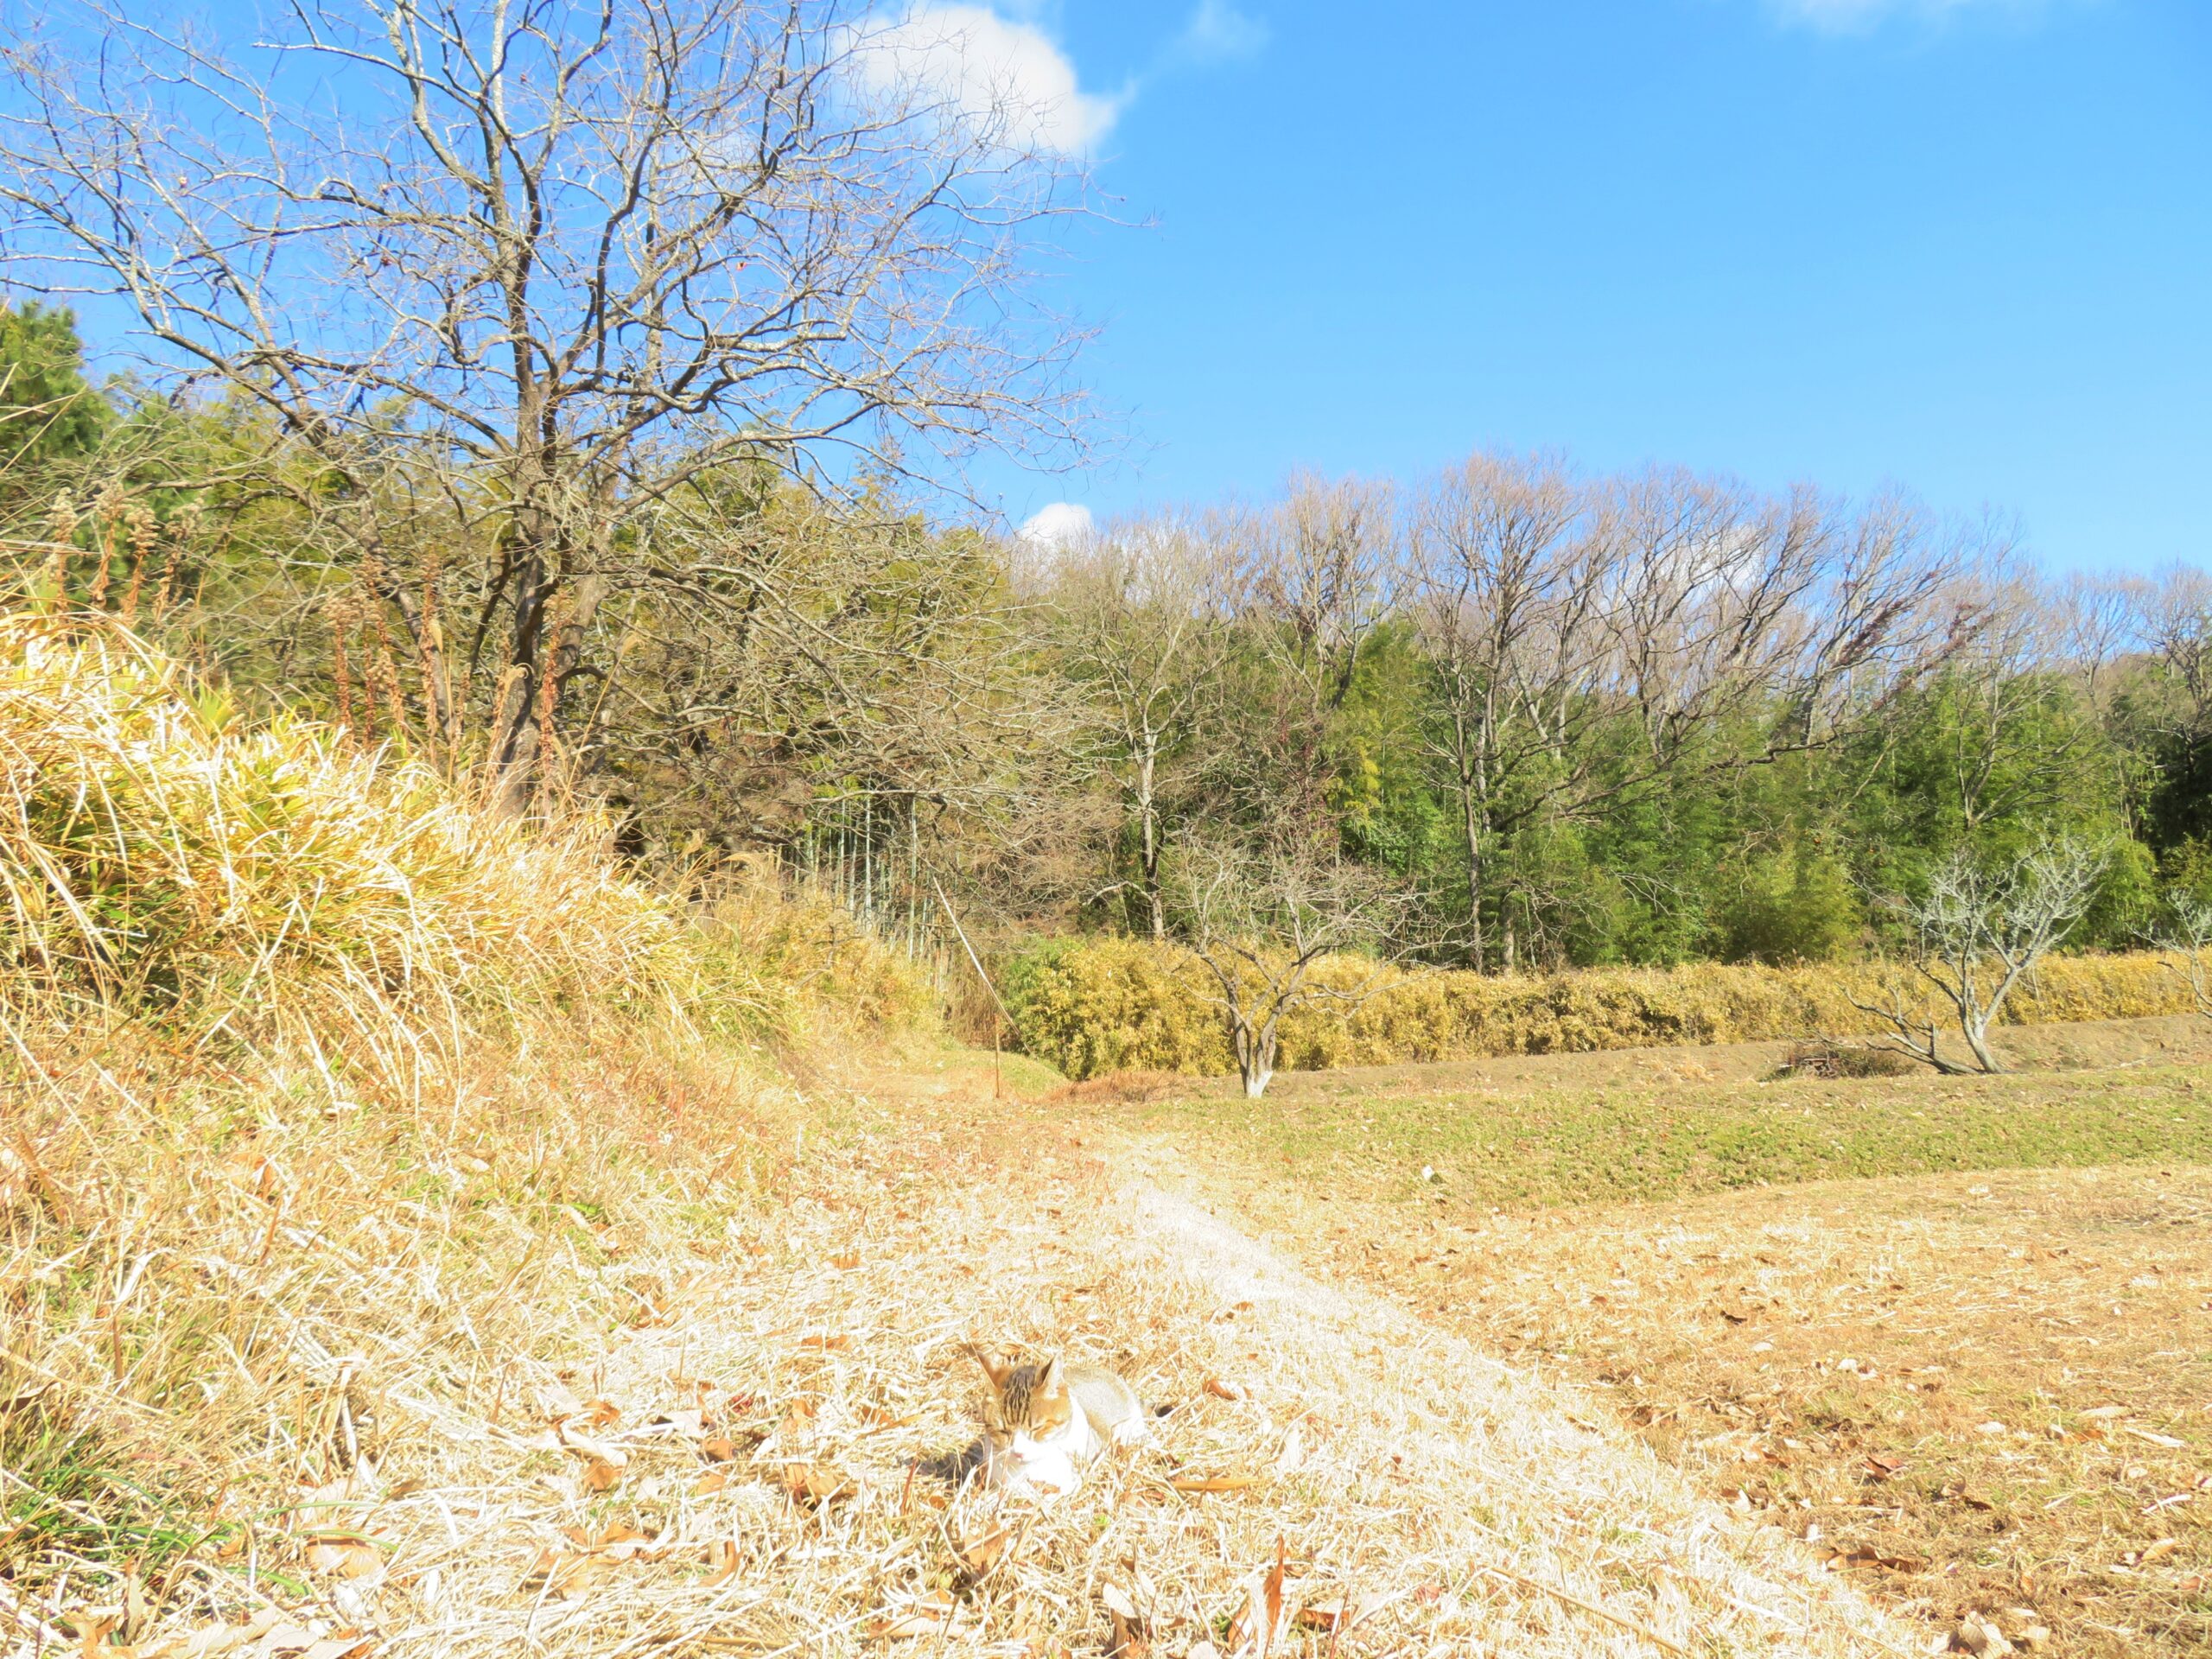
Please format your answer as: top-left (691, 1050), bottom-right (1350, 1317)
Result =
top-left (1137, 1064), bottom-right (2212, 1209)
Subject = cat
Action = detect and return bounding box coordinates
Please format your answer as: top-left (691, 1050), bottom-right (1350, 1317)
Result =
top-left (963, 1344), bottom-right (1148, 1497)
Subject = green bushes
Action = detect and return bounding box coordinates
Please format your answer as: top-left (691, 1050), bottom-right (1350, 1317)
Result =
top-left (1003, 936), bottom-right (2198, 1081)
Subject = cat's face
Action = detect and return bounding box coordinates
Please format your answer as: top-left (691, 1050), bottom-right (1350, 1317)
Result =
top-left (969, 1347), bottom-right (1077, 1466)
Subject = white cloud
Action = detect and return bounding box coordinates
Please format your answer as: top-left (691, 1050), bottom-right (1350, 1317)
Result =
top-left (1017, 500), bottom-right (1096, 548)
top-left (1767, 0), bottom-right (2044, 30)
top-left (1179, 0), bottom-right (1268, 62)
top-left (848, 6), bottom-right (1124, 156)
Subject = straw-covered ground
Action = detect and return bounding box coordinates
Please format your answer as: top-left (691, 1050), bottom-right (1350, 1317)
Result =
top-left (7, 1058), bottom-right (1922, 1659)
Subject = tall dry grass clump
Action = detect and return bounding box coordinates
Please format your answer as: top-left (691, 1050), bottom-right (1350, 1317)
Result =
top-left (0, 612), bottom-right (925, 1646)
top-left (1006, 936), bottom-right (2200, 1081)
top-left (0, 611), bottom-right (687, 1048)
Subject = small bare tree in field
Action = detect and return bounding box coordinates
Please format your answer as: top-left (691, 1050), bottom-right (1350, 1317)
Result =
top-left (0, 0), bottom-right (1090, 810)
top-left (1171, 831), bottom-right (1408, 1099)
top-left (2156, 894), bottom-right (2212, 1020)
top-left (1853, 838), bottom-right (2106, 1074)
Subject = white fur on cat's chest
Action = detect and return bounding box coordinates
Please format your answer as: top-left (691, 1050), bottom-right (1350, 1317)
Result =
top-left (982, 1415), bottom-right (1101, 1497)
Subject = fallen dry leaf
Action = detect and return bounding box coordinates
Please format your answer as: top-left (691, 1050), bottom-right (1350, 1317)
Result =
top-left (1825, 1547), bottom-right (1927, 1573)
top-left (1203, 1377), bottom-right (1248, 1402)
top-left (581, 1457), bottom-right (620, 1494)
top-left (2124, 1427), bottom-right (2188, 1449)
top-left (867, 1592), bottom-right (959, 1639)
top-left (703, 1540), bottom-right (741, 1589)
top-left (700, 1435), bottom-right (738, 1462)
top-left (581, 1399), bottom-right (621, 1429)
top-left (954, 1524), bottom-right (1012, 1579)
top-left (2121, 1537), bottom-right (2180, 1568)
top-left (1103, 1582), bottom-right (1149, 1658)
top-left (693, 1468), bottom-right (730, 1497)
top-left (781, 1463), bottom-right (856, 1506)
top-left (302, 1537), bottom-right (385, 1580)
top-left (829, 1251), bottom-right (861, 1270)
top-left (1295, 1592), bottom-right (1383, 1635)
top-left (1226, 1539), bottom-right (1289, 1657)
top-left (1166, 1474), bottom-right (1260, 1494)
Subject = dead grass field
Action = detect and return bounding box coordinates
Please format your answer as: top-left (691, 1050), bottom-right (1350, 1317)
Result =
top-left (3, 1044), bottom-right (1920, 1659)
top-left (1106, 1018), bottom-right (2212, 1658)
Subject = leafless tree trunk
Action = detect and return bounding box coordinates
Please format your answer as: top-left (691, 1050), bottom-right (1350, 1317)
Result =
top-left (0, 0), bottom-right (1092, 810)
top-left (2158, 894), bottom-right (2212, 1020)
top-left (1406, 451), bottom-right (1592, 969)
top-left (1171, 830), bottom-right (1409, 1097)
top-left (1852, 838), bottom-right (2106, 1073)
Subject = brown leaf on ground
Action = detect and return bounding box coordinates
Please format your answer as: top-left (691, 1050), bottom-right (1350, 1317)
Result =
top-left (581, 1456), bottom-right (620, 1493)
top-left (692, 1468), bottom-right (729, 1497)
top-left (781, 1462), bottom-right (855, 1506)
top-left (1226, 1539), bottom-right (1290, 1656)
top-left (702, 1540), bottom-right (741, 1589)
top-left (1166, 1474), bottom-right (1259, 1493)
top-left (581, 1399), bottom-right (620, 1428)
top-left (1295, 1592), bottom-right (1384, 1635)
top-left (700, 1435), bottom-right (738, 1461)
top-left (829, 1251), bottom-right (861, 1270)
top-left (2121, 1537), bottom-right (2180, 1567)
top-left (954, 1524), bottom-right (1011, 1579)
top-left (1203, 1376), bottom-right (1247, 1402)
top-left (1825, 1546), bottom-right (1928, 1573)
top-left (867, 1592), bottom-right (958, 1639)
top-left (1103, 1581), bottom-right (1149, 1658)
top-left (302, 1536), bottom-right (385, 1580)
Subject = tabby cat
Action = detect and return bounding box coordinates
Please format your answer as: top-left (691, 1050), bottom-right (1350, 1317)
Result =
top-left (964, 1345), bottom-right (1148, 1496)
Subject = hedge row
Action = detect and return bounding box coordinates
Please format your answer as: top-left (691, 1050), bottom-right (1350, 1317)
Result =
top-left (1001, 937), bottom-right (2201, 1082)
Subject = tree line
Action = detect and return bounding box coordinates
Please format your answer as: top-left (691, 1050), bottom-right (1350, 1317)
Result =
top-left (10, 315), bottom-right (2212, 973)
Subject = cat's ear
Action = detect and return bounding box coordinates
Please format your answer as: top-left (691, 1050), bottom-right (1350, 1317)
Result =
top-left (1040, 1355), bottom-right (1065, 1392)
top-left (964, 1344), bottom-right (1013, 1390)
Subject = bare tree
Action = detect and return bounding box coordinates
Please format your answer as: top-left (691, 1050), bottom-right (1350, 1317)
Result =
top-left (1050, 515), bottom-right (1232, 939)
top-left (579, 484), bottom-right (1084, 862)
top-left (2156, 893), bottom-right (2212, 1020)
top-left (0, 0), bottom-right (1090, 808)
top-left (1171, 830), bottom-right (1408, 1098)
top-left (1406, 454), bottom-right (1962, 969)
top-left (1225, 472), bottom-right (1396, 825)
top-left (1852, 837), bottom-right (2106, 1074)
top-left (1405, 450), bottom-right (1596, 969)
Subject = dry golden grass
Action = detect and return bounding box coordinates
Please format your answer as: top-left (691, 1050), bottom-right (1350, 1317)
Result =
top-left (1128, 1044), bottom-right (2212, 1657)
top-left (1007, 938), bottom-right (2202, 1083)
top-left (5, 1047), bottom-right (1932, 1659)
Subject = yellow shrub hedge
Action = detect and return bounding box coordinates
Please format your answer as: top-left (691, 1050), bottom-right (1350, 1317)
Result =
top-left (1004, 937), bottom-right (2199, 1081)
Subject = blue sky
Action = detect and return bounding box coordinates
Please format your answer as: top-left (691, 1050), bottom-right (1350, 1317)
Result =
top-left (976, 0), bottom-right (2211, 572)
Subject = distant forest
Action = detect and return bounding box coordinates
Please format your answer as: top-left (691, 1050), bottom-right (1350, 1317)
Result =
top-left (5, 300), bottom-right (2209, 971)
